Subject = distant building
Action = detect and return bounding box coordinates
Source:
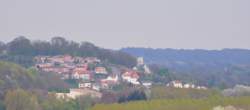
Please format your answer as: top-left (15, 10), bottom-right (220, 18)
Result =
top-left (167, 81), bottom-right (207, 90)
top-left (142, 82), bottom-right (152, 88)
top-left (36, 63), bottom-right (54, 69)
top-left (184, 83), bottom-right (194, 89)
top-left (100, 74), bottom-right (119, 89)
top-left (132, 67), bottom-right (138, 71)
top-left (92, 83), bottom-right (101, 91)
top-left (105, 74), bottom-right (119, 82)
top-left (167, 80), bottom-right (183, 88)
top-left (54, 89), bottom-right (102, 99)
top-left (137, 57), bottom-right (144, 66)
top-left (79, 82), bottom-right (92, 88)
top-left (72, 68), bottom-right (91, 80)
top-left (197, 86), bottom-right (207, 90)
top-left (95, 67), bottom-right (107, 74)
top-left (134, 57), bottom-right (152, 74)
top-left (184, 84), bottom-right (189, 88)
top-left (143, 65), bottom-right (151, 74)
top-left (122, 71), bottom-right (140, 85)
top-left (84, 57), bottom-right (101, 63)
top-left (63, 55), bottom-right (74, 63)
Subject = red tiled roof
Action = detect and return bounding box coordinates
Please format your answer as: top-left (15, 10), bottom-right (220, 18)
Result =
top-left (123, 71), bottom-right (139, 79)
top-left (73, 68), bottom-right (90, 75)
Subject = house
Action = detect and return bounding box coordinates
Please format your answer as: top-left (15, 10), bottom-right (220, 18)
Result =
top-left (34, 56), bottom-right (49, 63)
top-left (105, 74), bottom-right (119, 82)
top-left (132, 67), bottom-right (138, 71)
top-left (63, 55), bottom-right (73, 63)
top-left (54, 67), bottom-right (70, 74)
top-left (79, 82), bottom-right (92, 88)
top-left (54, 89), bottom-right (102, 99)
top-left (49, 55), bottom-right (65, 64)
top-left (85, 57), bottom-right (101, 63)
top-left (95, 67), bottom-right (107, 74)
top-left (142, 82), bottom-right (152, 88)
top-left (100, 74), bottom-right (119, 89)
top-left (184, 83), bottom-right (190, 88)
top-left (63, 63), bottom-right (76, 69)
top-left (122, 71), bottom-right (140, 85)
top-left (200, 86), bottom-right (207, 90)
top-left (36, 63), bottom-right (53, 69)
top-left (72, 68), bottom-right (91, 80)
top-left (100, 80), bottom-right (109, 89)
top-left (77, 64), bottom-right (88, 71)
top-left (41, 67), bottom-right (54, 72)
top-left (79, 82), bottom-right (101, 91)
top-left (92, 83), bottom-right (101, 91)
top-left (167, 80), bottom-right (183, 88)
top-left (62, 73), bottom-right (70, 79)
top-left (137, 57), bottom-right (144, 66)
top-left (184, 83), bottom-right (196, 89)
top-left (143, 65), bottom-right (151, 74)
top-left (191, 84), bottom-right (196, 89)
top-left (74, 57), bottom-right (84, 63)
top-left (197, 86), bottom-right (207, 90)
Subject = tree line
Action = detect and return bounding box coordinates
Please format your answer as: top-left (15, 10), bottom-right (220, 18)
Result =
top-left (2, 89), bottom-right (96, 110)
top-left (0, 36), bottom-right (136, 67)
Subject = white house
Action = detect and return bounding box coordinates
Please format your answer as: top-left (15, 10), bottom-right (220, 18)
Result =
top-left (106, 74), bottom-right (119, 82)
top-left (72, 72), bottom-right (90, 80)
top-left (100, 74), bottom-right (119, 89)
top-left (122, 71), bottom-right (140, 85)
top-left (184, 83), bottom-right (192, 88)
top-left (137, 57), bottom-right (144, 66)
top-left (143, 65), bottom-right (151, 74)
top-left (183, 83), bottom-right (196, 89)
top-left (92, 84), bottom-right (101, 91)
top-left (167, 80), bottom-right (183, 88)
top-left (142, 82), bottom-right (152, 88)
top-left (79, 82), bottom-right (92, 88)
top-left (54, 89), bottom-right (102, 99)
top-left (72, 68), bottom-right (91, 80)
top-left (95, 67), bottom-right (107, 74)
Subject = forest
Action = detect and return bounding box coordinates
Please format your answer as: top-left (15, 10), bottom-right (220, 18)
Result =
top-left (122, 47), bottom-right (250, 88)
top-left (0, 36), bottom-right (136, 68)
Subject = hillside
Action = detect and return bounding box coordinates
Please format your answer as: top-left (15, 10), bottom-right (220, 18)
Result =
top-left (121, 48), bottom-right (250, 68)
top-left (0, 37), bottom-right (136, 68)
top-left (122, 48), bottom-right (250, 88)
top-left (0, 61), bottom-right (68, 99)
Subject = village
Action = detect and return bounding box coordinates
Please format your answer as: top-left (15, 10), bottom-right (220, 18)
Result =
top-left (34, 55), bottom-right (207, 99)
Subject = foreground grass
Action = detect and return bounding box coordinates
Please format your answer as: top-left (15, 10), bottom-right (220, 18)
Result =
top-left (91, 97), bottom-right (250, 110)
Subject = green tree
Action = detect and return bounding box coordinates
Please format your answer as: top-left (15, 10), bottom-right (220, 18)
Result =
top-left (158, 68), bottom-right (169, 76)
top-left (41, 94), bottom-right (78, 110)
top-left (4, 89), bottom-right (40, 110)
top-left (0, 100), bottom-right (5, 110)
top-left (0, 41), bottom-right (6, 54)
top-left (77, 96), bottom-right (94, 110)
top-left (7, 36), bottom-right (33, 55)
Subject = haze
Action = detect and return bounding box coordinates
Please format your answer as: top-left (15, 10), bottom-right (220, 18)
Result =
top-left (1, 0), bottom-right (250, 49)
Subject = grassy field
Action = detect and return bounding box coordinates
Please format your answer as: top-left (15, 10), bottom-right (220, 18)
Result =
top-left (91, 97), bottom-right (250, 110)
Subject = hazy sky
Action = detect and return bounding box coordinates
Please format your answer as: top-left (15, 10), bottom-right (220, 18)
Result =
top-left (1, 0), bottom-right (250, 49)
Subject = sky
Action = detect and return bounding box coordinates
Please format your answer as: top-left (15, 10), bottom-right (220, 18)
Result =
top-left (1, 0), bottom-right (250, 50)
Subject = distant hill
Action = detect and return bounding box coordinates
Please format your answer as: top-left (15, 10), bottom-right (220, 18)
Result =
top-left (121, 48), bottom-right (250, 88)
top-left (122, 48), bottom-right (250, 69)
